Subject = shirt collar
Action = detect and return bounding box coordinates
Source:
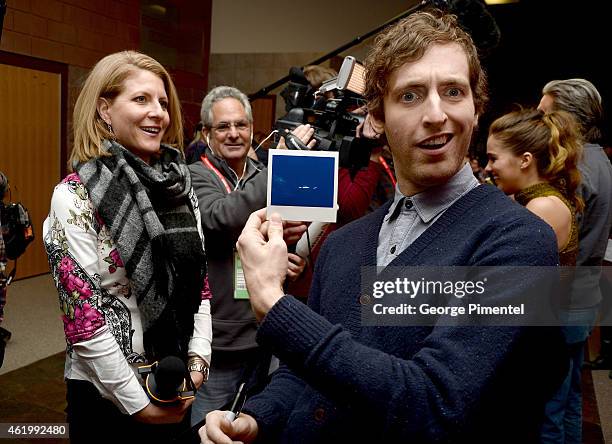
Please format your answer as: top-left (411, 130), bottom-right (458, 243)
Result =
top-left (385, 162), bottom-right (479, 224)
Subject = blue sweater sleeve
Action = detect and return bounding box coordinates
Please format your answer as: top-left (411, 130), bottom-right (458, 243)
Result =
top-left (241, 363), bottom-right (306, 442)
top-left (254, 298), bottom-right (539, 440)
top-left (241, 240), bottom-right (331, 441)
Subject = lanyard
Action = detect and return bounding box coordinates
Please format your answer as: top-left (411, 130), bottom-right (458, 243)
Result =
top-left (378, 155), bottom-right (397, 188)
top-left (201, 155), bottom-right (232, 194)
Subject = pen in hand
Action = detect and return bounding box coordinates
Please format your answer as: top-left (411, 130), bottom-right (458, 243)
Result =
top-left (225, 382), bottom-right (246, 422)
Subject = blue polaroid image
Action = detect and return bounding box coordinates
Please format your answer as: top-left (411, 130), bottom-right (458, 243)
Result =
top-left (271, 155), bottom-right (335, 207)
top-left (267, 150), bottom-right (338, 222)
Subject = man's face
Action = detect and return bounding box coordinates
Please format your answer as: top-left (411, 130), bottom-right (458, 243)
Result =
top-left (372, 43), bottom-right (478, 195)
top-left (537, 94), bottom-right (555, 113)
top-left (204, 98), bottom-right (252, 166)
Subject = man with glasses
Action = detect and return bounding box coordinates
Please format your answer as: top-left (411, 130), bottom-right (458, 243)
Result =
top-left (189, 86), bottom-right (308, 426)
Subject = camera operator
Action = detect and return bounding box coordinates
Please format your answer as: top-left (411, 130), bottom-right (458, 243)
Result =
top-left (303, 67), bottom-right (390, 224)
top-left (282, 66), bottom-right (393, 298)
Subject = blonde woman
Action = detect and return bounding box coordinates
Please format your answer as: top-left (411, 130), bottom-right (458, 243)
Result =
top-left (486, 108), bottom-right (583, 265)
top-left (43, 51), bottom-right (211, 442)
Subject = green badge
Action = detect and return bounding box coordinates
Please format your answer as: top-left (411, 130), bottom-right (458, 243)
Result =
top-left (234, 251), bottom-right (249, 299)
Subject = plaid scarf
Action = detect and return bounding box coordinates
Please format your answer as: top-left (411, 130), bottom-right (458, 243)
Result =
top-left (75, 140), bottom-right (206, 360)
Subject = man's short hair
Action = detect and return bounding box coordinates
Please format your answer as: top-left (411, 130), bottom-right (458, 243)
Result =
top-left (364, 10), bottom-right (488, 122)
top-left (200, 86), bottom-right (253, 128)
top-left (542, 78), bottom-right (603, 143)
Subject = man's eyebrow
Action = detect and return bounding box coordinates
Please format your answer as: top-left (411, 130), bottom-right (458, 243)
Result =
top-left (438, 77), bottom-right (470, 87)
top-left (390, 76), bottom-right (470, 93)
top-left (388, 80), bottom-right (424, 94)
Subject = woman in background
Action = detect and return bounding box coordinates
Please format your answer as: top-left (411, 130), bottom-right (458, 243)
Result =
top-left (185, 121), bottom-right (207, 164)
top-left (486, 108), bottom-right (583, 265)
top-left (43, 51), bottom-right (212, 442)
top-left (486, 107), bottom-right (584, 444)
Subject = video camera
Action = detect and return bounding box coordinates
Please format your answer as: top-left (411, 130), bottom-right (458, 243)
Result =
top-left (276, 56), bottom-right (378, 170)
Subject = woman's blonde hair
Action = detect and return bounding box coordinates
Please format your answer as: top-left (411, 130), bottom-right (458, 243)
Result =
top-left (489, 108), bottom-right (584, 212)
top-left (69, 51), bottom-right (183, 169)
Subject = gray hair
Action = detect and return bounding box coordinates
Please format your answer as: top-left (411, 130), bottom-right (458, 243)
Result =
top-left (200, 86), bottom-right (252, 127)
top-left (542, 78), bottom-right (603, 143)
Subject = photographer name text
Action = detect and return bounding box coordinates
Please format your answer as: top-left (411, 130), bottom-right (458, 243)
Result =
top-left (372, 303), bottom-right (525, 317)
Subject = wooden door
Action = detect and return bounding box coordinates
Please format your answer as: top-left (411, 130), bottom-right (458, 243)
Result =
top-left (0, 63), bottom-right (62, 279)
top-left (251, 95), bottom-right (276, 150)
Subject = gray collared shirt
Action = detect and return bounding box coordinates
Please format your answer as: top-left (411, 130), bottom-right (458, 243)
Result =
top-left (377, 163), bottom-right (480, 266)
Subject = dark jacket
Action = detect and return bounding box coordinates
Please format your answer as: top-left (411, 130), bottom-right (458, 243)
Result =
top-left (244, 185), bottom-right (567, 443)
top-left (576, 143), bottom-right (612, 267)
top-left (568, 143), bottom-right (612, 312)
top-left (189, 148), bottom-right (267, 351)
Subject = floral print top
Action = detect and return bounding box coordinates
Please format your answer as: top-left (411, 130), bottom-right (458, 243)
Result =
top-left (43, 173), bottom-right (212, 414)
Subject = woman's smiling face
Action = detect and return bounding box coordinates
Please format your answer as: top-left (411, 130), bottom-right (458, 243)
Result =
top-left (485, 135), bottom-right (525, 195)
top-left (98, 68), bottom-right (170, 163)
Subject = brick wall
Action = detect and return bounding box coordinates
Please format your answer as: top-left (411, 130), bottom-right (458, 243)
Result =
top-left (139, 0), bottom-right (212, 134)
top-left (1, 0), bottom-right (212, 147)
top-left (1, 0), bottom-right (140, 68)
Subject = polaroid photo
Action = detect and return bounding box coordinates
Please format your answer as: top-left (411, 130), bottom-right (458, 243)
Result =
top-left (267, 149), bottom-right (338, 223)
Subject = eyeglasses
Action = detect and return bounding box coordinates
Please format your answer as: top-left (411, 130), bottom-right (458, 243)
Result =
top-left (210, 121), bottom-right (251, 134)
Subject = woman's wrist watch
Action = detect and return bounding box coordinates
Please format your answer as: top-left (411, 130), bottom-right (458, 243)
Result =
top-left (187, 356), bottom-right (209, 382)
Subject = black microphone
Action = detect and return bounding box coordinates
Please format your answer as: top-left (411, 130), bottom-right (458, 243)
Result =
top-left (139, 356), bottom-right (194, 404)
top-left (288, 66), bottom-right (309, 86)
top-left (281, 67), bottom-right (314, 111)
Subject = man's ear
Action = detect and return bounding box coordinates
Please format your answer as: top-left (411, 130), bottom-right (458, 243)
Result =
top-left (368, 111), bottom-right (385, 135)
top-left (202, 127), bottom-right (211, 146)
top-left (97, 97), bottom-right (111, 125)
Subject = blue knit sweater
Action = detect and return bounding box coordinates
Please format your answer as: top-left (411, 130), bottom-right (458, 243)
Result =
top-left (244, 185), bottom-right (568, 443)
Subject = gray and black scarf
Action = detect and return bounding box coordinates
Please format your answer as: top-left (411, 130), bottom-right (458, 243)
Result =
top-left (75, 140), bottom-right (206, 361)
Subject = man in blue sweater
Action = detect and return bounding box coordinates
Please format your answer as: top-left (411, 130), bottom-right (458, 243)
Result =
top-left (201, 10), bottom-right (567, 444)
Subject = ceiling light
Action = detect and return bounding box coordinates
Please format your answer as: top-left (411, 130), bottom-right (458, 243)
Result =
top-left (485, 0), bottom-right (519, 4)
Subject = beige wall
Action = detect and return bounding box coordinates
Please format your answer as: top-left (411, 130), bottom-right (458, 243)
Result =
top-left (211, 0), bottom-right (416, 54)
top-left (208, 52), bottom-right (329, 121)
top-left (208, 1), bottom-right (416, 121)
